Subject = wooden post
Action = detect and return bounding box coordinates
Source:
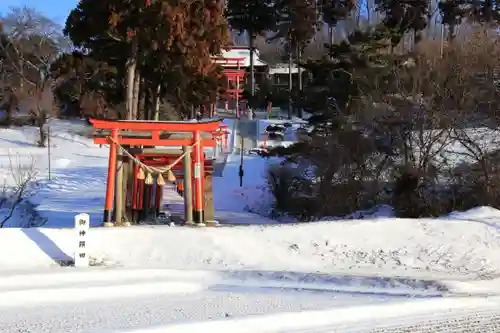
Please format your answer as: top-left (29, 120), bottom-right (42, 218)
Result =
top-left (74, 213), bottom-right (90, 267)
top-left (122, 154), bottom-right (131, 226)
top-left (104, 128), bottom-right (119, 227)
top-left (138, 177), bottom-right (144, 221)
top-left (183, 146), bottom-right (194, 225)
top-left (214, 137), bottom-right (219, 159)
top-left (115, 149), bottom-right (124, 226)
top-left (123, 156), bottom-right (133, 223)
top-left (204, 174), bottom-right (215, 224)
top-left (155, 183), bottom-right (162, 215)
top-left (132, 164), bottom-right (139, 210)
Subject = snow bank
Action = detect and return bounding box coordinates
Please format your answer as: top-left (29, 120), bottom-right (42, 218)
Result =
top-left (2, 209), bottom-right (500, 279)
top-left (447, 206), bottom-right (500, 222)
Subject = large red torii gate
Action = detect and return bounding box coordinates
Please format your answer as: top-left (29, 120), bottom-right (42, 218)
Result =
top-left (90, 118), bottom-right (226, 226)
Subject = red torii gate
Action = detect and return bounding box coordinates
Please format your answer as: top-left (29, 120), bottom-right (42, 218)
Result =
top-left (211, 56), bottom-right (246, 118)
top-left (90, 118), bottom-right (225, 225)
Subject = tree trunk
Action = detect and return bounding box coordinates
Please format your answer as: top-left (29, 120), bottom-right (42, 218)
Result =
top-left (18, 58), bottom-right (24, 93)
top-left (132, 70), bottom-right (141, 120)
top-left (297, 45), bottom-right (303, 91)
top-left (366, 0), bottom-right (371, 25)
top-left (144, 83), bottom-right (151, 120)
top-left (153, 84), bottom-right (161, 121)
top-left (126, 38), bottom-right (138, 120)
top-left (448, 24), bottom-right (455, 42)
top-left (288, 44), bottom-right (293, 119)
top-left (484, 0), bottom-right (493, 23)
top-left (297, 45), bottom-right (303, 119)
top-left (37, 109), bottom-right (46, 147)
top-left (248, 32), bottom-right (255, 120)
top-left (138, 77), bottom-right (146, 120)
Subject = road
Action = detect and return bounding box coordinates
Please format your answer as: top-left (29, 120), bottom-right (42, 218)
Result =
top-left (212, 118), bottom-right (258, 177)
top-left (0, 268), bottom-right (402, 333)
top-left (2, 268), bottom-right (500, 332)
top-left (234, 119), bottom-right (258, 155)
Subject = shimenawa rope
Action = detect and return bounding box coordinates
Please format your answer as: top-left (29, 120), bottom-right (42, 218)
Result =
top-left (108, 136), bottom-right (200, 185)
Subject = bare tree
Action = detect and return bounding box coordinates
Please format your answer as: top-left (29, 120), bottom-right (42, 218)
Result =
top-left (439, 28), bottom-right (500, 205)
top-left (0, 7), bottom-right (65, 146)
top-left (0, 153), bottom-right (38, 228)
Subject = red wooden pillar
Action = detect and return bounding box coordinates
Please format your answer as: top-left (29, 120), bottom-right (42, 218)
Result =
top-left (201, 153), bottom-right (206, 215)
top-left (154, 183), bottom-right (162, 214)
top-left (192, 131), bottom-right (204, 223)
top-left (146, 183), bottom-right (153, 210)
top-left (177, 180), bottom-right (184, 196)
top-left (138, 178), bottom-right (144, 209)
top-left (104, 128), bottom-right (119, 225)
top-left (132, 164), bottom-right (139, 209)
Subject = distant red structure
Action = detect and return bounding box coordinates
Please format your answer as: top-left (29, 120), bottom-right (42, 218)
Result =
top-left (210, 56), bottom-right (246, 118)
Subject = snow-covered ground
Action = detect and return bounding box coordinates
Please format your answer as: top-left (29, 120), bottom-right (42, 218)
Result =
top-left (2, 118), bottom-right (500, 332)
top-left (3, 207), bottom-right (500, 278)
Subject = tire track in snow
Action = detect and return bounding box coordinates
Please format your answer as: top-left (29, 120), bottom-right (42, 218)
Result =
top-left (0, 288), bottom-right (397, 333)
top-left (299, 308), bottom-right (500, 333)
top-left (121, 296), bottom-right (500, 333)
top-left (2, 269), bottom-right (500, 332)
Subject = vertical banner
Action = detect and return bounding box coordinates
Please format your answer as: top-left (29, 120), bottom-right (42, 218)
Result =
top-left (74, 213), bottom-right (90, 267)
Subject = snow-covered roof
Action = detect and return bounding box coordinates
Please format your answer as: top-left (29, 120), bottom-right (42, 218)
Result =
top-left (214, 48), bottom-right (268, 68)
top-left (269, 63), bottom-right (299, 75)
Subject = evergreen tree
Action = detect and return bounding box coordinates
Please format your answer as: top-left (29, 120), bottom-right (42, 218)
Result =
top-left (50, 51), bottom-right (122, 119)
top-left (320, 0), bottom-right (357, 44)
top-left (268, 28), bottom-right (399, 216)
top-left (438, 0), bottom-right (469, 40)
top-left (226, 0), bottom-right (277, 108)
top-left (439, 1), bottom-right (499, 42)
top-left (273, 0), bottom-right (319, 117)
top-left (303, 28), bottom-right (394, 128)
top-left (469, 0), bottom-right (500, 23)
top-left (375, 0), bottom-right (430, 47)
top-left (65, 0), bottom-right (230, 120)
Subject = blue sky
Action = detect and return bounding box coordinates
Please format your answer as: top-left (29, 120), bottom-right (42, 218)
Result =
top-left (0, 0), bottom-right (78, 26)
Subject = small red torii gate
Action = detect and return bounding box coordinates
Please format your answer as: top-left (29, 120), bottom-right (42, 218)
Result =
top-left (90, 118), bottom-right (227, 226)
top-left (211, 56), bottom-right (246, 118)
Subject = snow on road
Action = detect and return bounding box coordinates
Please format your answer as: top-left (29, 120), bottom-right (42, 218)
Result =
top-left (2, 268), bottom-right (500, 333)
top-left (0, 268), bottom-right (404, 333)
top-left (117, 296), bottom-right (500, 333)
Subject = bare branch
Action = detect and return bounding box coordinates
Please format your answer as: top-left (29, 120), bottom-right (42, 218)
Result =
top-left (0, 152), bottom-right (38, 228)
